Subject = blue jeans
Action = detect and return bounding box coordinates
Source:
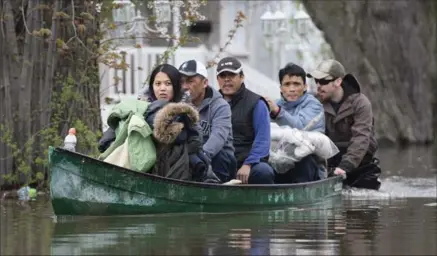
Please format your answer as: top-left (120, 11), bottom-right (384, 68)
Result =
top-left (211, 150), bottom-right (237, 182)
top-left (275, 155), bottom-right (320, 184)
top-left (248, 162), bottom-right (275, 184)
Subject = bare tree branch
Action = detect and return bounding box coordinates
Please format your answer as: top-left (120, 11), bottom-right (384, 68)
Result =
top-left (20, 0), bottom-right (32, 35)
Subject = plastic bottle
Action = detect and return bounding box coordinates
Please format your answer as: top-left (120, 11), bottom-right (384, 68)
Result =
top-left (17, 186), bottom-right (37, 201)
top-left (63, 128), bottom-right (77, 152)
top-left (181, 90), bottom-right (192, 103)
top-left (17, 186), bottom-right (30, 200)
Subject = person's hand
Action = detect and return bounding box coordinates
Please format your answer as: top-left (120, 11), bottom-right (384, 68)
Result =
top-left (334, 167), bottom-right (347, 179)
top-left (236, 164), bottom-right (251, 184)
top-left (264, 97), bottom-right (279, 114)
top-left (198, 150), bottom-right (211, 166)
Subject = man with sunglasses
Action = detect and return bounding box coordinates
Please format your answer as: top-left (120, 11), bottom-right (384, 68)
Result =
top-left (179, 59), bottom-right (237, 183)
top-left (216, 56), bottom-right (275, 184)
top-left (308, 59), bottom-right (381, 190)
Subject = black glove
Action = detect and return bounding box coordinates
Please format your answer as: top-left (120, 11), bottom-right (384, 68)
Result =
top-left (175, 113), bottom-right (191, 127)
top-left (174, 113), bottom-right (200, 145)
top-left (197, 150), bottom-right (211, 166)
top-left (98, 128), bottom-right (116, 153)
top-left (189, 152), bottom-right (207, 182)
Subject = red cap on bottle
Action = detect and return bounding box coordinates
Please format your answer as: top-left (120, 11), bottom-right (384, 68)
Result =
top-left (68, 128), bottom-right (76, 135)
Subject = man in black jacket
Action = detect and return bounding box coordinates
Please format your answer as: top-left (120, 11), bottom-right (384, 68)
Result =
top-left (216, 57), bottom-right (275, 184)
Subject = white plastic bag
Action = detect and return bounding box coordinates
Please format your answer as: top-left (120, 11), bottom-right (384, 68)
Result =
top-left (303, 131), bottom-right (340, 159)
top-left (269, 126), bottom-right (339, 174)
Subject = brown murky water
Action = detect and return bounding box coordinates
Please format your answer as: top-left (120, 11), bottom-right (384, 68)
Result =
top-left (1, 146), bottom-right (436, 255)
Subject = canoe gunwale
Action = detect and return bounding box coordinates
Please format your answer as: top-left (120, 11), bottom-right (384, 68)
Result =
top-left (52, 147), bottom-right (342, 190)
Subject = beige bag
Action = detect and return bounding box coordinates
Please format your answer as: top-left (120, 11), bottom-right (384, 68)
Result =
top-left (223, 179), bottom-right (242, 185)
top-left (103, 139), bottom-right (130, 169)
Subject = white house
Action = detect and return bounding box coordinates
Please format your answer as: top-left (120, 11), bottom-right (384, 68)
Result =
top-left (99, 0), bottom-right (332, 130)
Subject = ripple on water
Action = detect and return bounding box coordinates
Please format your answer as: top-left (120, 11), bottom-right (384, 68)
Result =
top-left (424, 202), bottom-right (437, 207)
top-left (342, 176), bottom-right (437, 199)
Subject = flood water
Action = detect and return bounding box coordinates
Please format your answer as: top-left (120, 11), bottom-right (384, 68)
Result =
top-left (1, 146), bottom-right (436, 255)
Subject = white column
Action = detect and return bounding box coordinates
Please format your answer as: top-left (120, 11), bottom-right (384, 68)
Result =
top-left (220, 0), bottom-right (248, 56)
top-left (219, 1), bottom-right (230, 47)
top-left (172, 2), bottom-right (181, 47)
top-left (271, 36), bottom-right (278, 79)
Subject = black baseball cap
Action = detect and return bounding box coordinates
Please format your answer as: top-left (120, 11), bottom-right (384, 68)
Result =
top-left (216, 57), bottom-right (243, 75)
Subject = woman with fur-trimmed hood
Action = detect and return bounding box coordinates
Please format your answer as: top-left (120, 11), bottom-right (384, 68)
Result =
top-left (143, 64), bottom-right (219, 182)
top-left (99, 64), bottom-right (219, 182)
top-left (99, 64), bottom-right (182, 153)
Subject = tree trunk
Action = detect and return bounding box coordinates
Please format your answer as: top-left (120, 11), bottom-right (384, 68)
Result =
top-left (0, 0), bottom-right (102, 188)
top-left (303, 0), bottom-right (437, 145)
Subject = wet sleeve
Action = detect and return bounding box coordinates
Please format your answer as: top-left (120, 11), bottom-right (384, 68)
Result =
top-left (339, 98), bottom-right (373, 172)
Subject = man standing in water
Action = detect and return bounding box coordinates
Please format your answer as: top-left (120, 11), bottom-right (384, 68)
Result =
top-left (308, 59), bottom-right (381, 190)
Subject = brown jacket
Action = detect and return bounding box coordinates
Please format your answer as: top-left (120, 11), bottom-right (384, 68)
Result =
top-left (324, 74), bottom-right (378, 172)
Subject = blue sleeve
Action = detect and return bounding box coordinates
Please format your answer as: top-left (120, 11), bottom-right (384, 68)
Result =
top-left (243, 100), bottom-right (271, 166)
top-left (273, 100), bottom-right (325, 133)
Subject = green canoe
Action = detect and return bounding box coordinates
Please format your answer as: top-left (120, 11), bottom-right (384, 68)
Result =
top-left (48, 146), bottom-right (343, 216)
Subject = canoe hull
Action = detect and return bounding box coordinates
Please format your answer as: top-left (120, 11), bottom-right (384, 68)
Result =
top-left (49, 147), bottom-right (343, 216)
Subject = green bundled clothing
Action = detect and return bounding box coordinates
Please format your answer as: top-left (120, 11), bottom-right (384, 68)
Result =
top-left (99, 99), bottom-right (156, 172)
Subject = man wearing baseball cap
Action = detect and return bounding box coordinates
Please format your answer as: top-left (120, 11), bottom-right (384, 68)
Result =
top-left (216, 56), bottom-right (275, 184)
top-left (179, 59), bottom-right (236, 182)
top-left (308, 59), bottom-right (381, 190)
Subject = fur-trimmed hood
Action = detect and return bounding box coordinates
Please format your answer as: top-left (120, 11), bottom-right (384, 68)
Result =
top-left (153, 102), bottom-right (200, 144)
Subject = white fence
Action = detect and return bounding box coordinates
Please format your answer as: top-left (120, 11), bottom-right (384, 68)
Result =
top-left (99, 45), bottom-right (210, 103)
top-left (99, 46), bottom-right (281, 130)
top-left (99, 45), bottom-right (210, 130)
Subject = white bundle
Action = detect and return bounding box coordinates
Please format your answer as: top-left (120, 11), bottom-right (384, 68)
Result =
top-left (269, 124), bottom-right (339, 174)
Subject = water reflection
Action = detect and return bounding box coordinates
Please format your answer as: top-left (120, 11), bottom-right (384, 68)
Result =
top-left (1, 146), bottom-right (436, 255)
top-left (377, 146), bottom-right (437, 178)
top-left (434, 144), bottom-right (437, 174)
top-left (50, 199), bottom-right (344, 256)
top-left (1, 195), bottom-right (435, 255)
top-left (46, 198), bottom-right (437, 255)
top-left (0, 198), bottom-right (55, 255)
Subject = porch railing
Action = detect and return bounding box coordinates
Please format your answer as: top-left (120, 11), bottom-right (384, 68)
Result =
top-left (99, 46), bottom-right (281, 130)
top-left (99, 45), bottom-right (210, 103)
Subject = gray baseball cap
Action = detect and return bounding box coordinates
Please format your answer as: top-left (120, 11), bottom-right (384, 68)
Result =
top-left (216, 57), bottom-right (243, 75)
top-left (307, 59), bottom-right (346, 79)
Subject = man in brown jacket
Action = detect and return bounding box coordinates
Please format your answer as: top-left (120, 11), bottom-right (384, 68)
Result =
top-left (308, 59), bottom-right (381, 190)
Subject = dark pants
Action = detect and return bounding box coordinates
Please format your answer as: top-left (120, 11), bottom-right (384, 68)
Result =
top-left (341, 159), bottom-right (382, 190)
top-left (275, 155), bottom-right (320, 184)
top-left (211, 151), bottom-right (237, 182)
top-left (328, 152), bottom-right (382, 190)
top-left (248, 162), bottom-right (275, 184)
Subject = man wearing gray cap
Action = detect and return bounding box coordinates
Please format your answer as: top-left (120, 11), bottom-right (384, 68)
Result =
top-left (308, 59), bottom-right (381, 190)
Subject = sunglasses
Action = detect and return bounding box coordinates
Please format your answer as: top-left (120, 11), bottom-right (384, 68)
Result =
top-left (315, 78), bottom-right (336, 85)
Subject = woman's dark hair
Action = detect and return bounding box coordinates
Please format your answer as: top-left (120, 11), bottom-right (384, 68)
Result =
top-left (278, 63), bottom-right (306, 85)
top-left (148, 64), bottom-right (182, 102)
